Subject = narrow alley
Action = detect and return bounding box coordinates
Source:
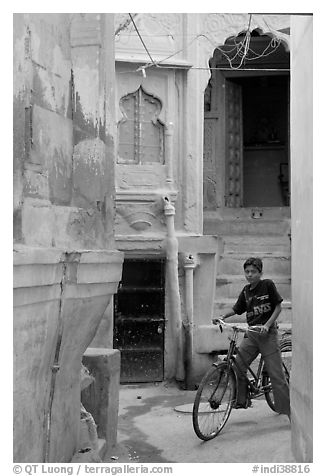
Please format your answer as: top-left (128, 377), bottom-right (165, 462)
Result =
top-left (104, 382), bottom-right (293, 464)
top-left (13, 13), bottom-right (312, 465)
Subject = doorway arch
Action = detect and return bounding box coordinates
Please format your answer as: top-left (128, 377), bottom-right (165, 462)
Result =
top-left (203, 30), bottom-right (290, 212)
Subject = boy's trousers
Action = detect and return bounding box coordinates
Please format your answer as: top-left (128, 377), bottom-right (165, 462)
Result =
top-left (234, 327), bottom-right (291, 415)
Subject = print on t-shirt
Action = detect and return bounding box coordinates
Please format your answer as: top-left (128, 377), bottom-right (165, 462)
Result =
top-left (233, 279), bottom-right (283, 326)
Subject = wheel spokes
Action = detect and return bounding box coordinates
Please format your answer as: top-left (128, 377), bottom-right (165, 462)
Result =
top-left (193, 366), bottom-right (235, 439)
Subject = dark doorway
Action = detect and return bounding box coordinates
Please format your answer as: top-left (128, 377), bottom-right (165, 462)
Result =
top-left (114, 259), bottom-right (165, 383)
top-left (238, 74), bottom-right (289, 207)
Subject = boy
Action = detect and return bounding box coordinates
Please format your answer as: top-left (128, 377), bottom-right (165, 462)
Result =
top-left (213, 257), bottom-right (290, 417)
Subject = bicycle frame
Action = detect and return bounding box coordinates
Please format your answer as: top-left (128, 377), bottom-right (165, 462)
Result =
top-left (222, 327), bottom-right (271, 398)
top-left (192, 318), bottom-right (291, 441)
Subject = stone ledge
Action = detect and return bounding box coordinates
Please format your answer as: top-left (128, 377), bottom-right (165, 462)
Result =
top-left (13, 248), bottom-right (122, 462)
top-left (195, 323), bottom-right (292, 354)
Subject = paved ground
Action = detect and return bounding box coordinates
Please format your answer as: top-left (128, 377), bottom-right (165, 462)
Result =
top-left (104, 381), bottom-right (294, 464)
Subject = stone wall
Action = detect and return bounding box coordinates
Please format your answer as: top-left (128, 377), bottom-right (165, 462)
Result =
top-left (13, 13), bottom-right (116, 250)
top-left (290, 15), bottom-right (313, 463)
top-left (13, 14), bottom-right (123, 462)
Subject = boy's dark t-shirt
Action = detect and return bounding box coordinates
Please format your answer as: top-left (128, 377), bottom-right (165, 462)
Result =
top-left (233, 279), bottom-right (283, 326)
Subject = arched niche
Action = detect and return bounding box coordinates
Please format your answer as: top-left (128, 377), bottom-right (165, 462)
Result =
top-left (117, 85), bottom-right (165, 165)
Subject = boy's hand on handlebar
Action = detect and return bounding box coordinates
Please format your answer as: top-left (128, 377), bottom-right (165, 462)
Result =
top-left (212, 317), bottom-right (225, 333)
top-left (249, 324), bottom-right (269, 334)
top-left (212, 316), bottom-right (224, 325)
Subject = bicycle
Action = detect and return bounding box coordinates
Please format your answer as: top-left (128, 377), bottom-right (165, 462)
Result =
top-left (192, 318), bottom-right (292, 441)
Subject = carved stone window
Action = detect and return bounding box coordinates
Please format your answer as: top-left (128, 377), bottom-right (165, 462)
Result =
top-left (118, 86), bottom-right (165, 164)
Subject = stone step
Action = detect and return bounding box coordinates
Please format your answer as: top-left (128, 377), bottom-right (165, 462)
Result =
top-left (222, 235), bottom-right (291, 254)
top-left (219, 253), bottom-right (291, 275)
top-left (204, 218), bottom-right (291, 236)
top-left (215, 274), bottom-right (291, 300)
top-left (214, 298), bottom-right (292, 323)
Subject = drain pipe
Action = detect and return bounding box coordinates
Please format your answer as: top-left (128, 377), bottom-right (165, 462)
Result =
top-left (164, 122), bottom-right (174, 187)
top-left (183, 254), bottom-right (196, 389)
top-left (163, 196), bottom-right (184, 381)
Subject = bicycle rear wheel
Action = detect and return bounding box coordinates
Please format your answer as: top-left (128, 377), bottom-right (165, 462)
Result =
top-left (192, 362), bottom-right (236, 440)
top-left (263, 338), bottom-right (292, 412)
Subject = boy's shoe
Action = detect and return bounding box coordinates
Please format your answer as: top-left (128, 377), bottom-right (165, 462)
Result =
top-left (233, 399), bottom-right (252, 409)
top-left (233, 403), bottom-right (247, 409)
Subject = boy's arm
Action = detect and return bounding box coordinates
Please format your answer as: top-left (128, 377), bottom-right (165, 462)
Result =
top-left (220, 309), bottom-right (236, 321)
top-left (261, 303), bottom-right (282, 333)
top-left (212, 288), bottom-right (246, 324)
top-left (212, 308), bottom-right (236, 324)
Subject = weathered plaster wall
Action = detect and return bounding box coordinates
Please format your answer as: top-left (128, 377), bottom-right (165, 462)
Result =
top-left (290, 15), bottom-right (313, 463)
top-left (13, 13), bottom-right (116, 250)
top-left (13, 13), bottom-right (123, 462)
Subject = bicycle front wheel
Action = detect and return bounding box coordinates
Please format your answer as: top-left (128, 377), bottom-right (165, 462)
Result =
top-left (192, 362), bottom-right (236, 440)
top-left (263, 338), bottom-right (292, 412)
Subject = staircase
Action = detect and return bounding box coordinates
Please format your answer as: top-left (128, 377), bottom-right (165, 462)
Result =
top-left (214, 234), bottom-right (292, 331)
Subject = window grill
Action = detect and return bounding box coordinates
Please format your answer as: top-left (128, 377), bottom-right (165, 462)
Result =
top-left (118, 86), bottom-right (165, 164)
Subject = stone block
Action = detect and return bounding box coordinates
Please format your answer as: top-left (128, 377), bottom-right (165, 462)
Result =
top-left (90, 302), bottom-right (114, 349)
top-left (215, 274), bottom-right (291, 300)
top-left (82, 348), bottom-right (121, 453)
top-left (22, 200), bottom-right (54, 247)
top-left (214, 299), bottom-right (292, 324)
top-left (29, 13), bottom-right (71, 77)
top-left (13, 247), bottom-right (123, 462)
top-left (219, 253), bottom-right (291, 275)
top-left (223, 235), bottom-right (291, 254)
top-left (31, 105), bottom-right (73, 204)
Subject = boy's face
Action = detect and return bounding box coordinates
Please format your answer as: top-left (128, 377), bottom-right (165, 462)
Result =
top-left (244, 265), bottom-right (262, 286)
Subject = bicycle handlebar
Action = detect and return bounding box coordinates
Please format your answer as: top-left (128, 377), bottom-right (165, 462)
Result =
top-left (212, 317), bottom-right (266, 334)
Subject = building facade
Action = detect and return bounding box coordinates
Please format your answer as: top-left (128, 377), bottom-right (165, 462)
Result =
top-left (13, 13), bottom-right (123, 462)
top-left (113, 12), bottom-right (292, 383)
top-left (113, 12), bottom-right (312, 462)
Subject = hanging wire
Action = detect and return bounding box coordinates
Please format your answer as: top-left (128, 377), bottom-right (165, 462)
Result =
top-left (155, 65), bottom-right (289, 72)
top-left (115, 14), bottom-right (138, 37)
top-left (246, 41), bottom-right (281, 61)
top-left (117, 13), bottom-right (288, 76)
top-left (117, 32), bottom-right (246, 75)
top-left (118, 64), bottom-right (289, 74)
top-left (219, 13), bottom-right (252, 70)
top-left (128, 13), bottom-right (156, 70)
